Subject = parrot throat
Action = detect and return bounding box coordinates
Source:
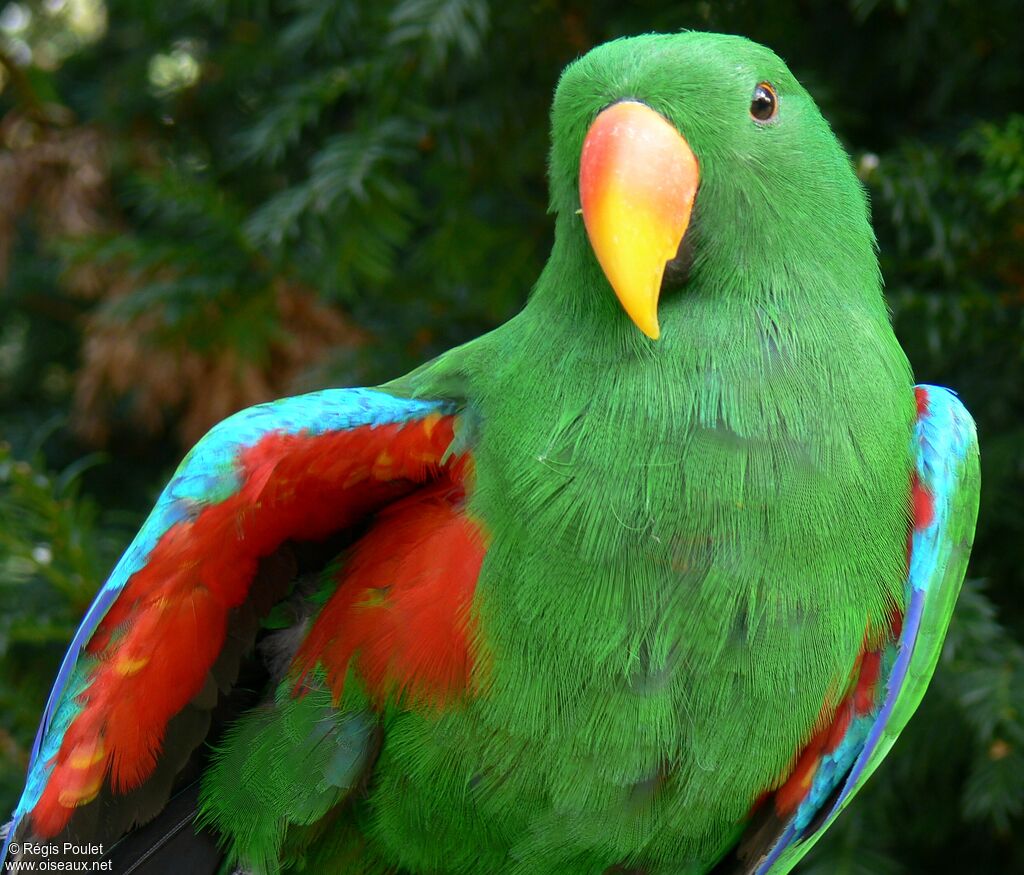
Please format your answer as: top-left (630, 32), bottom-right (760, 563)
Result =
top-left (455, 189), bottom-right (913, 591)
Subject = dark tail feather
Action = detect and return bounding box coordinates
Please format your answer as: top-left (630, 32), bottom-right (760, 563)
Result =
top-left (106, 781), bottom-right (223, 875)
top-left (708, 777), bottom-right (849, 875)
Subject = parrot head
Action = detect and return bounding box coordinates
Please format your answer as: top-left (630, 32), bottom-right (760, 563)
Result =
top-left (547, 32), bottom-right (878, 341)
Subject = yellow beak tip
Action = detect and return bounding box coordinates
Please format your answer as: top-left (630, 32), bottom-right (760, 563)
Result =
top-left (639, 319), bottom-right (661, 340)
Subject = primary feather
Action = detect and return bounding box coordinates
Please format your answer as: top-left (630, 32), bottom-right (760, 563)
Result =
top-left (4, 32), bottom-right (979, 875)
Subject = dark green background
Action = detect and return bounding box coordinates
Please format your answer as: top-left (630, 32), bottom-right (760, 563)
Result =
top-left (1, 1), bottom-right (1022, 871)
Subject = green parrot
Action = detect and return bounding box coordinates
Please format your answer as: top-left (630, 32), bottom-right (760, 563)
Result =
top-left (3, 31), bottom-right (979, 875)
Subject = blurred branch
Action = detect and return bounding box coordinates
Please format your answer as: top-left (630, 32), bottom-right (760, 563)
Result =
top-left (0, 46), bottom-right (71, 127)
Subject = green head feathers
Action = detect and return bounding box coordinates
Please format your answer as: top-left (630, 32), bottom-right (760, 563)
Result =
top-left (541, 32), bottom-right (883, 343)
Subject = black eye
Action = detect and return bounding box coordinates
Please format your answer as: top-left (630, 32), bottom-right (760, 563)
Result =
top-left (750, 82), bottom-right (778, 123)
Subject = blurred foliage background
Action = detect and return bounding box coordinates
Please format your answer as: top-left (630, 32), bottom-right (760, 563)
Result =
top-left (1, 0), bottom-right (1022, 871)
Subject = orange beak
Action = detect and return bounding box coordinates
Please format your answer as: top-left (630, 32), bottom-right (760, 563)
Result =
top-left (579, 101), bottom-right (699, 340)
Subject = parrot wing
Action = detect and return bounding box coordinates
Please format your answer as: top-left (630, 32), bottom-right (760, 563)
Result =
top-left (196, 463), bottom-right (486, 874)
top-left (3, 388), bottom-right (477, 859)
top-left (720, 384), bottom-right (980, 875)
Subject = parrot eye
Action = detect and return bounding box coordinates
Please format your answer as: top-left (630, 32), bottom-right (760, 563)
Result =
top-left (750, 82), bottom-right (778, 123)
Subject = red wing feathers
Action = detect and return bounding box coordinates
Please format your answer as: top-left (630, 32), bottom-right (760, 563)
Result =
top-left (29, 412), bottom-right (461, 838)
top-left (293, 455), bottom-right (486, 709)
